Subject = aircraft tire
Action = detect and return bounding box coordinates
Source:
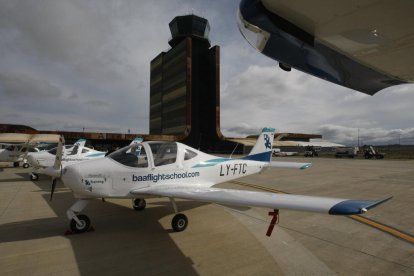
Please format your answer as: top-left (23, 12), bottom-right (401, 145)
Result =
top-left (171, 213), bottom-right (188, 232)
top-left (30, 173), bottom-right (39, 181)
top-left (133, 199), bottom-right (146, 211)
top-left (70, 214), bottom-right (90, 234)
top-left (23, 163), bottom-right (30, 168)
top-left (13, 162), bottom-right (19, 167)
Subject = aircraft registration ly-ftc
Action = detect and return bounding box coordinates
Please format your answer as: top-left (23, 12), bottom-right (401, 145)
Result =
top-left (42, 128), bottom-right (391, 235)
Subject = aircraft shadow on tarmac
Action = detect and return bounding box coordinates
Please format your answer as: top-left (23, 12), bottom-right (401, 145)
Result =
top-left (1, 178), bottom-right (212, 275)
top-left (0, 172), bottom-right (31, 182)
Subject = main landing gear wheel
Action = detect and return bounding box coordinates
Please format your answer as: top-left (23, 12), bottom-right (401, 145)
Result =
top-left (23, 163), bottom-right (30, 168)
top-left (13, 162), bottom-right (19, 167)
top-left (70, 214), bottom-right (91, 234)
top-left (171, 214), bottom-right (188, 232)
top-left (30, 173), bottom-right (39, 181)
top-left (133, 199), bottom-right (146, 211)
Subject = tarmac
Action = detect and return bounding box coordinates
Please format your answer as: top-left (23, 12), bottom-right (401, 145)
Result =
top-left (0, 157), bottom-right (413, 275)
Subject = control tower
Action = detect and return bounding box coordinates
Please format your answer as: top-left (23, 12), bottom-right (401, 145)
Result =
top-left (150, 15), bottom-right (234, 152)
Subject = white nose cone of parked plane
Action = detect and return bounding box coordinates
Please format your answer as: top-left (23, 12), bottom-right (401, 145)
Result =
top-left (61, 165), bottom-right (83, 193)
top-left (26, 153), bottom-right (38, 167)
top-left (61, 158), bottom-right (113, 195)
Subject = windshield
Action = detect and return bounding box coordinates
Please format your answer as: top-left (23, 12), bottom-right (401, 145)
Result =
top-left (48, 145), bottom-right (74, 155)
top-left (149, 142), bottom-right (177, 167)
top-left (107, 144), bottom-right (148, 168)
top-left (6, 145), bottom-right (15, 151)
top-left (68, 145), bottom-right (79, 155)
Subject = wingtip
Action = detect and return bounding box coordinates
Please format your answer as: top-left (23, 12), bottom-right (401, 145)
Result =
top-left (365, 196), bottom-right (393, 211)
top-left (329, 196), bottom-right (393, 215)
top-left (300, 163), bottom-right (312, 170)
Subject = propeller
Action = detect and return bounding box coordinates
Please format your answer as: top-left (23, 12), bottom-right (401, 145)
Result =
top-left (50, 163), bottom-right (63, 202)
top-left (49, 136), bottom-right (65, 202)
top-left (50, 178), bottom-right (57, 201)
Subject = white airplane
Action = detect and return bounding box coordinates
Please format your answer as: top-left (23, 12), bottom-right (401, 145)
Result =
top-left (0, 133), bottom-right (60, 167)
top-left (27, 139), bottom-right (106, 181)
top-left (0, 143), bottom-right (36, 167)
top-left (42, 128), bottom-right (391, 235)
top-left (28, 138), bottom-right (143, 181)
top-left (272, 148), bottom-right (298, 157)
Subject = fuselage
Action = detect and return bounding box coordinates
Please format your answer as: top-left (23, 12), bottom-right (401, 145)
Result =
top-left (28, 145), bottom-right (106, 168)
top-left (60, 142), bottom-right (267, 199)
top-left (0, 145), bottom-right (29, 162)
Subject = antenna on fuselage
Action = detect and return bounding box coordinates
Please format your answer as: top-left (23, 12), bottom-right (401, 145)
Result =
top-left (229, 143), bottom-right (239, 159)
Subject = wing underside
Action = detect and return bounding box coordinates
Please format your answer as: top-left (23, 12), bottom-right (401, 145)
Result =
top-left (131, 185), bottom-right (391, 215)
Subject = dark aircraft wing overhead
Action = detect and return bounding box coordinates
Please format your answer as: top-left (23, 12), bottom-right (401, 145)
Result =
top-left (238, 0), bottom-right (414, 95)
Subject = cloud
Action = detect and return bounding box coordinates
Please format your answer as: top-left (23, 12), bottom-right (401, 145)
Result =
top-left (0, 0), bottom-right (413, 145)
top-left (222, 123), bottom-right (262, 137)
top-left (220, 65), bottom-right (414, 144)
top-left (0, 73), bottom-right (62, 98)
top-left (318, 124), bottom-right (414, 145)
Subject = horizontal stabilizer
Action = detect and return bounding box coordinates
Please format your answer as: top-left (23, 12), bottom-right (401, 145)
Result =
top-left (270, 161), bottom-right (312, 170)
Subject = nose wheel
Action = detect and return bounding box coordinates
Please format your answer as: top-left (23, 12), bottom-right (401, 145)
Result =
top-left (30, 173), bottom-right (39, 181)
top-left (66, 199), bottom-right (92, 234)
top-left (70, 214), bottom-right (91, 233)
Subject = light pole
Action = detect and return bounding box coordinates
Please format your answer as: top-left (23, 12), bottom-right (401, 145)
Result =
top-left (357, 129), bottom-right (360, 147)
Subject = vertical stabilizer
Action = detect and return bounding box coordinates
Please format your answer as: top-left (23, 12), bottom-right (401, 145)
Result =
top-left (244, 128), bottom-right (275, 162)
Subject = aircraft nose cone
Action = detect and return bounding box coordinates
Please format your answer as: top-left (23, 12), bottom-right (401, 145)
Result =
top-left (27, 154), bottom-right (38, 167)
top-left (62, 165), bottom-right (83, 192)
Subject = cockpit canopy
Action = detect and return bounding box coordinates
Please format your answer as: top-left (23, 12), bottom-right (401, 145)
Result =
top-left (107, 142), bottom-right (198, 168)
top-left (48, 145), bottom-right (77, 156)
top-left (5, 145), bottom-right (27, 152)
top-left (107, 144), bottom-right (148, 168)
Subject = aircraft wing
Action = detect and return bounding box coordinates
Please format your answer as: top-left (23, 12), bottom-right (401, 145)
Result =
top-left (0, 133), bottom-right (32, 143)
top-left (131, 185), bottom-right (391, 215)
top-left (238, 0), bottom-right (414, 94)
top-left (29, 134), bottom-right (61, 144)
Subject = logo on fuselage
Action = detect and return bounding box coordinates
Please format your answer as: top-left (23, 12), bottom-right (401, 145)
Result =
top-left (132, 171), bottom-right (200, 183)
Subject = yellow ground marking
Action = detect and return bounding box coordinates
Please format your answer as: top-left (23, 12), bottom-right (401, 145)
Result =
top-left (229, 180), bottom-right (414, 245)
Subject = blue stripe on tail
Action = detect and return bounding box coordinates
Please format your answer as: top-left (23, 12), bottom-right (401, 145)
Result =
top-left (243, 151), bottom-right (272, 162)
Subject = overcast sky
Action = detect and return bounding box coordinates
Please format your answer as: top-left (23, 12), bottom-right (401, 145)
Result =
top-left (1, 0), bottom-right (413, 145)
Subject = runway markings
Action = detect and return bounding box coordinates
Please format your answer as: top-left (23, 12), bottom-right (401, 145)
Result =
top-left (229, 180), bottom-right (414, 245)
top-left (349, 215), bottom-right (414, 245)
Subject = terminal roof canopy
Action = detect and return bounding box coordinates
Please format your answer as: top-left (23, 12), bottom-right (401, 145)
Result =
top-left (0, 133), bottom-right (60, 143)
top-left (238, 0), bottom-right (414, 95)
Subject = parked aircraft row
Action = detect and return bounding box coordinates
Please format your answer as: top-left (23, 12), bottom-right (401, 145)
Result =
top-left (0, 133), bottom-right (61, 168)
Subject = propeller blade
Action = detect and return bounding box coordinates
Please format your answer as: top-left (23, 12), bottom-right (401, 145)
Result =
top-left (50, 178), bottom-right (57, 201)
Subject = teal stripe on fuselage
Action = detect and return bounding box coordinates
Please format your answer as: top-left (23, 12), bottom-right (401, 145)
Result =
top-left (86, 152), bottom-right (105, 157)
top-left (192, 158), bottom-right (231, 168)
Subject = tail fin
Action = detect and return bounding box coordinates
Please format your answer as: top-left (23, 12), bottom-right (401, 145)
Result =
top-left (74, 138), bottom-right (86, 147)
top-left (243, 127), bottom-right (275, 162)
top-left (129, 137), bottom-right (143, 145)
